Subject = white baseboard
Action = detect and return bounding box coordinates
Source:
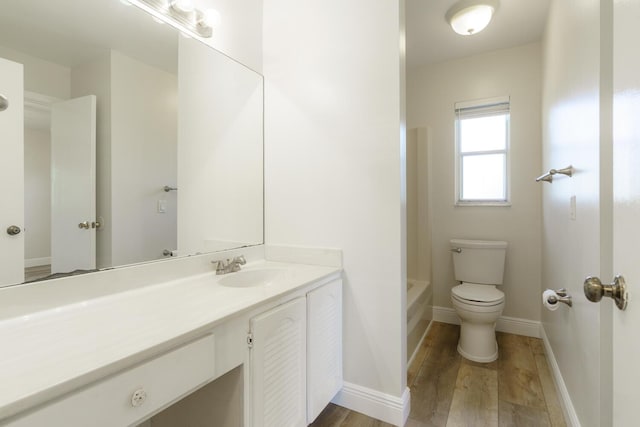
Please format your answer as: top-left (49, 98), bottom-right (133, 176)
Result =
top-left (432, 306), bottom-right (541, 338)
top-left (540, 327), bottom-right (581, 427)
top-left (24, 257), bottom-right (51, 268)
top-left (332, 382), bottom-right (410, 426)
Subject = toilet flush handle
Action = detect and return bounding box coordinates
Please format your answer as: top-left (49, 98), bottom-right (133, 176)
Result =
top-left (451, 247), bottom-right (462, 253)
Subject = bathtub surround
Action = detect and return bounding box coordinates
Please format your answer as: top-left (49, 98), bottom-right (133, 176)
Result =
top-left (406, 128), bottom-right (433, 362)
top-left (263, 0), bottom-right (409, 424)
top-left (407, 42), bottom-right (543, 323)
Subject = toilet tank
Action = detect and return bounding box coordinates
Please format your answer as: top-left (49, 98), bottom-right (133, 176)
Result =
top-left (450, 239), bottom-right (508, 285)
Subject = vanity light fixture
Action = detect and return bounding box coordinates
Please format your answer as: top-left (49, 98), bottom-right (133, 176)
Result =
top-left (136, 0), bottom-right (218, 38)
top-left (445, 0), bottom-right (498, 36)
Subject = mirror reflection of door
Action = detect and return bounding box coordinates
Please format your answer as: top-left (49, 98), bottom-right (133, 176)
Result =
top-left (23, 93), bottom-right (97, 282)
top-left (50, 96), bottom-right (97, 275)
top-left (0, 57), bottom-right (25, 286)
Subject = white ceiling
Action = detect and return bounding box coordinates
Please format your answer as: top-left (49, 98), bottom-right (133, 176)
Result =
top-left (406, 0), bottom-right (551, 68)
top-left (0, 0), bottom-right (178, 73)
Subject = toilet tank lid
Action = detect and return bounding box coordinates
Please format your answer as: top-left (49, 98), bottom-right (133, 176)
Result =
top-left (450, 239), bottom-right (508, 249)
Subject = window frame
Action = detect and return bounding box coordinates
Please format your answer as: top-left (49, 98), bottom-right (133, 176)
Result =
top-left (454, 96), bottom-right (511, 206)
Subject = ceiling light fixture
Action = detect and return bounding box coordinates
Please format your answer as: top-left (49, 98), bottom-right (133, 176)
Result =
top-left (445, 0), bottom-right (498, 36)
top-left (134, 0), bottom-right (216, 38)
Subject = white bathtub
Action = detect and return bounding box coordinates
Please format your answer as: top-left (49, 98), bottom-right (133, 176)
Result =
top-left (407, 279), bottom-right (432, 363)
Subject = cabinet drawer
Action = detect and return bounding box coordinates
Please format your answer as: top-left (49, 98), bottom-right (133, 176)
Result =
top-left (8, 334), bottom-right (216, 427)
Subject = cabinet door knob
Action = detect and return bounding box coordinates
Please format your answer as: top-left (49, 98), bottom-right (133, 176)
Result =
top-left (130, 388), bottom-right (147, 407)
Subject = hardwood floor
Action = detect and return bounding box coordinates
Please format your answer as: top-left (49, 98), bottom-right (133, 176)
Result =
top-left (310, 322), bottom-right (566, 427)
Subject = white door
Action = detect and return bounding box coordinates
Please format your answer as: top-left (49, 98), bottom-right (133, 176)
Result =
top-left (250, 297), bottom-right (306, 427)
top-left (612, 0), bottom-right (640, 424)
top-left (0, 58), bottom-right (24, 286)
top-left (50, 96), bottom-right (96, 274)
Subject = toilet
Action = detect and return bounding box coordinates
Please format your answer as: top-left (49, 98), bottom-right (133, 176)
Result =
top-left (450, 239), bottom-right (507, 363)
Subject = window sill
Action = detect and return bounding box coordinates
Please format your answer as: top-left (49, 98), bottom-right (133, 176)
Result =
top-left (455, 201), bottom-right (512, 207)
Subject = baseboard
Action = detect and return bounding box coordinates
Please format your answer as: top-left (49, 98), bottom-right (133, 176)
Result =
top-left (332, 382), bottom-right (410, 426)
top-left (24, 257), bottom-right (51, 268)
top-left (540, 327), bottom-right (582, 427)
top-left (432, 306), bottom-right (541, 338)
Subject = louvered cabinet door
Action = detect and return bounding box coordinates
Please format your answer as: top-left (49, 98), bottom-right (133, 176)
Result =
top-left (250, 297), bottom-right (307, 427)
top-left (306, 279), bottom-right (343, 424)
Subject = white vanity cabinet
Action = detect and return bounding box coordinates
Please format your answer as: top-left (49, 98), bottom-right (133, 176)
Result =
top-left (4, 334), bottom-right (216, 427)
top-left (249, 297), bottom-right (307, 427)
top-left (249, 278), bottom-right (343, 427)
top-left (0, 262), bottom-right (342, 427)
top-left (306, 279), bottom-right (343, 424)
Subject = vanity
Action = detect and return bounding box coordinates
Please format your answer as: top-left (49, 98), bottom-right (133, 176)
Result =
top-left (0, 250), bottom-right (343, 426)
top-left (0, 1), bottom-right (344, 425)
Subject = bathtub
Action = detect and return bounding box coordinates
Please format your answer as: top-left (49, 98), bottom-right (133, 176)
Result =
top-left (407, 279), bottom-right (432, 363)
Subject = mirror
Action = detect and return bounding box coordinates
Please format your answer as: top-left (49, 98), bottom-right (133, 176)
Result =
top-left (0, 0), bottom-right (264, 286)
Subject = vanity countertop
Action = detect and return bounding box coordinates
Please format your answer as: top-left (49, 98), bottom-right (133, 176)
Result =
top-left (0, 260), bottom-right (341, 421)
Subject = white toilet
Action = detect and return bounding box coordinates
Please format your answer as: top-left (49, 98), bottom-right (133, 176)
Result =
top-left (450, 239), bottom-right (508, 363)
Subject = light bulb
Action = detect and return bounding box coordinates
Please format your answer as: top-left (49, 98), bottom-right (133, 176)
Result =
top-left (200, 8), bottom-right (221, 28)
top-left (171, 0), bottom-right (195, 14)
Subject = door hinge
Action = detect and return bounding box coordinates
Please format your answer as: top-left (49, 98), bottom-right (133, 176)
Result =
top-left (247, 333), bottom-right (254, 348)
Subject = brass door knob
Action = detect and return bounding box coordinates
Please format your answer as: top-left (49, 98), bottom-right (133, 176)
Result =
top-left (584, 275), bottom-right (628, 310)
top-left (78, 221), bottom-right (90, 229)
top-left (6, 225), bottom-right (21, 236)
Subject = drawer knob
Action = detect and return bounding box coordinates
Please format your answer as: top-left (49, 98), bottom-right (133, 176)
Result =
top-left (131, 388), bottom-right (147, 407)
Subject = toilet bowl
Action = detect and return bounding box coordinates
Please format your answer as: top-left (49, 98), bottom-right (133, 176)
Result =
top-left (450, 239), bottom-right (508, 363)
top-left (451, 283), bottom-right (504, 362)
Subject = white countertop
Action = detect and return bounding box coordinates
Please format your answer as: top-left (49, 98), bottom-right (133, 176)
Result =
top-left (0, 260), bottom-right (340, 421)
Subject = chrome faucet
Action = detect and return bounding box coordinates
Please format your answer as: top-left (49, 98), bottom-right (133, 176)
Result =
top-left (212, 255), bottom-right (246, 275)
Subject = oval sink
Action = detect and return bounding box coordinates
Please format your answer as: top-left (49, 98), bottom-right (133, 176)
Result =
top-left (218, 269), bottom-right (282, 288)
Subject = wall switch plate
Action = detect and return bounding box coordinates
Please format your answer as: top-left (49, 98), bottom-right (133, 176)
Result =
top-left (569, 195), bottom-right (576, 220)
top-left (158, 199), bottom-right (167, 213)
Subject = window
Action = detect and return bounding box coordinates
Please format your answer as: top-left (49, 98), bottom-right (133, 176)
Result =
top-left (455, 97), bottom-right (510, 205)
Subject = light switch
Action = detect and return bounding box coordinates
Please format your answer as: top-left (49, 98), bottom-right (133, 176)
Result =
top-left (158, 199), bottom-right (167, 213)
top-left (569, 195), bottom-right (576, 220)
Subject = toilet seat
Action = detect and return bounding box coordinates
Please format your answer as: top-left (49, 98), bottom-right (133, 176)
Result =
top-left (452, 283), bottom-right (504, 306)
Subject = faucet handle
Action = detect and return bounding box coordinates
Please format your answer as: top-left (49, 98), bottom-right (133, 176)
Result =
top-left (233, 255), bottom-right (247, 265)
top-left (211, 259), bottom-right (228, 275)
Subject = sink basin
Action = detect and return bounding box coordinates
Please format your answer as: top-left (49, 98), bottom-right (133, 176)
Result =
top-left (218, 269), bottom-right (282, 288)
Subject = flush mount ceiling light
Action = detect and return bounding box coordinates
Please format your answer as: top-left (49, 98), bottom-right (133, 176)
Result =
top-left (445, 0), bottom-right (498, 36)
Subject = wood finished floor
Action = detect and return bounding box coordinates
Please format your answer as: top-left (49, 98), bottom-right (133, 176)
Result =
top-left (310, 322), bottom-right (567, 427)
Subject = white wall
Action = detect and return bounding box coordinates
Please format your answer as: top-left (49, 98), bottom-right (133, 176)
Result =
top-left (407, 43), bottom-right (543, 321)
top-left (406, 130), bottom-right (419, 281)
top-left (110, 51), bottom-right (178, 266)
top-left (263, 0), bottom-right (407, 415)
top-left (0, 46), bottom-right (70, 99)
top-left (541, 1), bottom-right (610, 426)
top-left (195, 0), bottom-right (263, 73)
top-left (177, 38), bottom-right (263, 256)
top-left (23, 128), bottom-right (51, 263)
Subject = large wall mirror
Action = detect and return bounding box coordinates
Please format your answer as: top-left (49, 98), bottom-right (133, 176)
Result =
top-left (0, 0), bottom-right (264, 287)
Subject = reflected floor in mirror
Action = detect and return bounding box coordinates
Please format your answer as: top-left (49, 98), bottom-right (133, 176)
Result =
top-left (24, 265), bottom-right (51, 282)
top-left (310, 322), bottom-right (567, 427)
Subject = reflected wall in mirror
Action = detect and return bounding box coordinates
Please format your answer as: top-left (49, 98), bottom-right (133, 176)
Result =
top-left (0, 0), bottom-right (264, 287)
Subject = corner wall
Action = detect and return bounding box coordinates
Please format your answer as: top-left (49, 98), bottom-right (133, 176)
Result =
top-left (407, 43), bottom-right (543, 322)
top-left (263, 0), bottom-right (407, 422)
